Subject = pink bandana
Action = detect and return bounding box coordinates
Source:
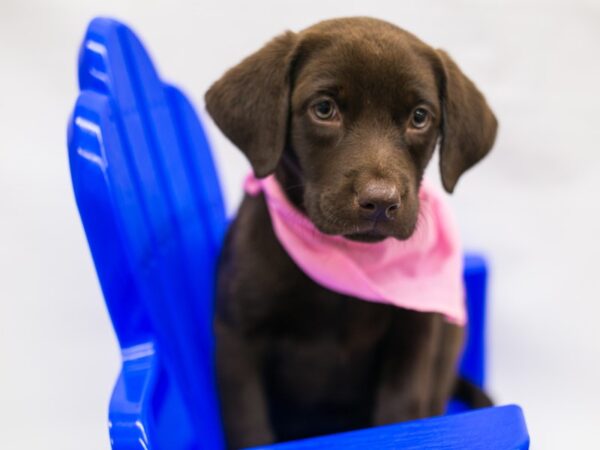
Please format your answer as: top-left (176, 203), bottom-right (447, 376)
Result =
top-left (244, 174), bottom-right (466, 325)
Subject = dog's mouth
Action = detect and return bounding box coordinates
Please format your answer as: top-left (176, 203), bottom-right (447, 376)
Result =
top-left (342, 219), bottom-right (395, 242)
top-left (343, 230), bottom-right (387, 243)
top-left (313, 208), bottom-right (416, 243)
top-left (338, 215), bottom-right (418, 243)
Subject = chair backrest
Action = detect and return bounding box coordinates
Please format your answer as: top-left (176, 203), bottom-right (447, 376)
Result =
top-left (68, 18), bottom-right (226, 449)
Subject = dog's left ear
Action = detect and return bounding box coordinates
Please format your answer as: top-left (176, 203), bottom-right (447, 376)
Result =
top-left (205, 32), bottom-right (298, 178)
top-left (435, 50), bottom-right (498, 193)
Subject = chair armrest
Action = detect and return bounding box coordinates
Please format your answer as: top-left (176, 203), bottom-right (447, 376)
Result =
top-left (108, 342), bottom-right (197, 450)
top-left (248, 405), bottom-right (529, 450)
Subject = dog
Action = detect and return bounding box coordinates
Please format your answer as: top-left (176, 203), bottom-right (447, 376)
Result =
top-left (205, 17), bottom-right (497, 449)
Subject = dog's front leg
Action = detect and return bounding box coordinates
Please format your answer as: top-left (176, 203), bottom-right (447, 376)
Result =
top-left (372, 310), bottom-right (444, 425)
top-left (215, 318), bottom-right (274, 449)
top-left (429, 321), bottom-right (464, 414)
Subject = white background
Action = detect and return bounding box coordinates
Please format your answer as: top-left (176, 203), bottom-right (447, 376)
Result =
top-left (1, 0), bottom-right (599, 448)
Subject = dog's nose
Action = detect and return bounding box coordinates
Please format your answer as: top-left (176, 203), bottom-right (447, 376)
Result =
top-left (357, 181), bottom-right (401, 221)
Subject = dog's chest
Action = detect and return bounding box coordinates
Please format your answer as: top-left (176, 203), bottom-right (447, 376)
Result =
top-left (266, 291), bottom-right (394, 406)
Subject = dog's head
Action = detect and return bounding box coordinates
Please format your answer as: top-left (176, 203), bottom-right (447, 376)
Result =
top-left (206, 17), bottom-right (497, 242)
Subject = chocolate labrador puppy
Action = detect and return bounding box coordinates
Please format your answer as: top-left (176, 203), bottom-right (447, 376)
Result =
top-left (206, 17), bottom-right (497, 449)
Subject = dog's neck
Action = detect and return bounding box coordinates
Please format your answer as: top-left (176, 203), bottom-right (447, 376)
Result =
top-left (274, 147), bottom-right (306, 213)
top-left (243, 172), bottom-right (467, 326)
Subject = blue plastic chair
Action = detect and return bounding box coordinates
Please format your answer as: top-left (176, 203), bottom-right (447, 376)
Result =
top-left (67, 17), bottom-right (529, 450)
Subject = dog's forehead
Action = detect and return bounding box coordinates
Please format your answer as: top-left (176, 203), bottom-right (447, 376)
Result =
top-left (294, 26), bottom-right (439, 108)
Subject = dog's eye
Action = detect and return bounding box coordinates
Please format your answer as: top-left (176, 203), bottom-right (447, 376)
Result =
top-left (410, 107), bottom-right (430, 129)
top-left (312, 99), bottom-right (337, 121)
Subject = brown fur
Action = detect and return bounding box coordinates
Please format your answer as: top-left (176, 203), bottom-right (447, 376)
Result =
top-left (206, 17), bottom-right (497, 449)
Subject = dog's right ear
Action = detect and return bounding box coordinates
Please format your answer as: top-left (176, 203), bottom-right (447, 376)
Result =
top-left (205, 32), bottom-right (297, 178)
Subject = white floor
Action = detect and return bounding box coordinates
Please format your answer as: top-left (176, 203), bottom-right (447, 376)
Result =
top-left (1, 0), bottom-right (599, 448)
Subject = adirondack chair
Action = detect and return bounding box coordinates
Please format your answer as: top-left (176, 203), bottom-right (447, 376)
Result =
top-left (67, 17), bottom-right (529, 450)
